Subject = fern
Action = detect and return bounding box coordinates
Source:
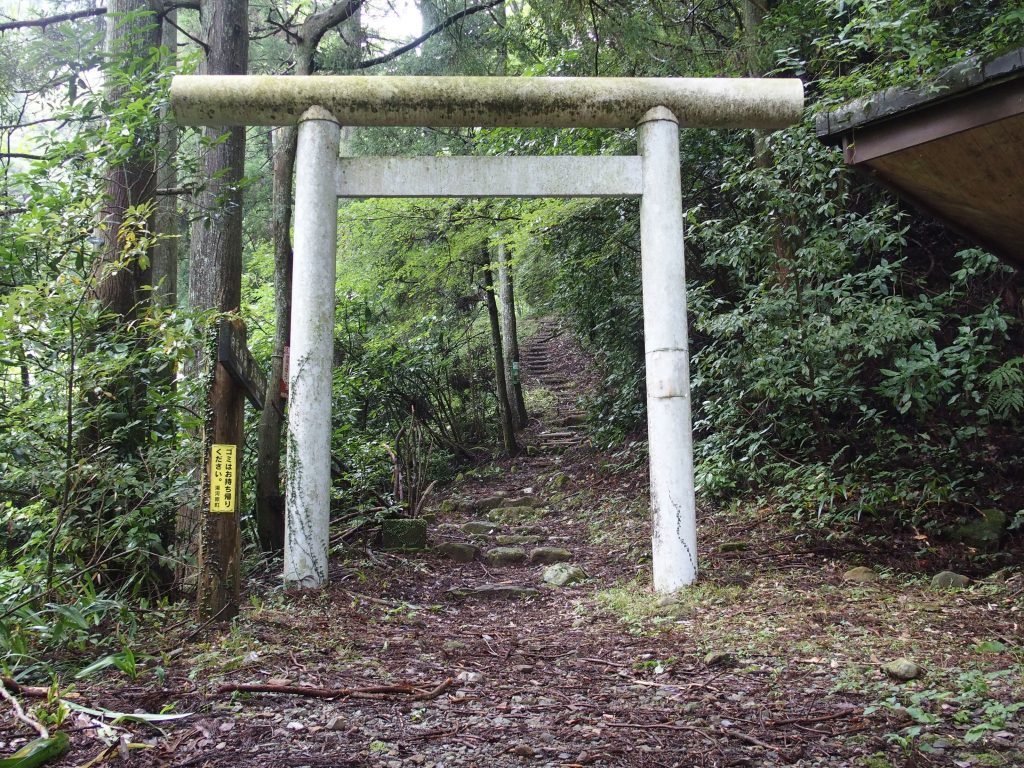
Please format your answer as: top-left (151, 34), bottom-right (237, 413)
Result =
top-left (984, 357), bottom-right (1024, 420)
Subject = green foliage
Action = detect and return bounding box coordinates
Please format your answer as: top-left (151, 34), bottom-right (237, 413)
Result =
top-left (866, 668), bottom-right (1024, 750)
top-left (0, 24), bottom-right (201, 671)
top-left (684, 125), bottom-right (1022, 528)
top-left (324, 197), bottom-right (518, 521)
top-left (0, 273), bottom-right (202, 669)
top-left (485, 2), bottom-right (1024, 536)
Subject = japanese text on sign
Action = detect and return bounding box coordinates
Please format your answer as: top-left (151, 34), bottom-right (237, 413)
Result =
top-left (210, 443), bottom-right (237, 513)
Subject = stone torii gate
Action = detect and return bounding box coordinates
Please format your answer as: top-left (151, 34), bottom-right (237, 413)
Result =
top-left (172, 75), bottom-right (803, 594)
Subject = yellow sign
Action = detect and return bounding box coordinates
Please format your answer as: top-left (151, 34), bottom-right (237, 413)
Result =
top-left (210, 444), bottom-right (237, 513)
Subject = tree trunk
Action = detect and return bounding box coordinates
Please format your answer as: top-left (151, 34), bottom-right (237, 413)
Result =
top-left (92, 0), bottom-right (159, 319)
top-left (253, 11), bottom-right (352, 551)
top-left (188, 0), bottom-right (247, 316)
top-left (483, 261), bottom-right (519, 457)
top-left (252, 39), bottom-right (313, 554)
top-left (496, 240), bottom-right (527, 428)
top-left (741, 0), bottom-right (765, 79)
top-left (79, 0), bottom-right (159, 460)
top-left (152, 8), bottom-right (178, 309)
top-left (254, 124), bottom-right (294, 552)
top-left (180, 0), bottom-right (248, 613)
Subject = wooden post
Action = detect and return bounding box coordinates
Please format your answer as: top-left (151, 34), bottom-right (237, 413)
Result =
top-left (496, 240), bottom-right (527, 429)
top-left (197, 318), bottom-right (266, 619)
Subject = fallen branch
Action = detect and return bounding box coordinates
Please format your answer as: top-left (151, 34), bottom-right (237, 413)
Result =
top-left (0, 677), bottom-right (48, 738)
top-left (216, 678), bottom-right (453, 701)
top-left (767, 709), bottom-right (858, 727)
top-left (0, 676), bottom-right (53, 698)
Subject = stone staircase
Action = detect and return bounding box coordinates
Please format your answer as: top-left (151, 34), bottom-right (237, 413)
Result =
top-left (428, 318), bottom-right (593, 593)
top-left (519, 319), bottom-right (588, 453)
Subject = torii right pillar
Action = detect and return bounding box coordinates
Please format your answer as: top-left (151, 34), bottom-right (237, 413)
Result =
top-left (639, 106), bottom-right (696, 591)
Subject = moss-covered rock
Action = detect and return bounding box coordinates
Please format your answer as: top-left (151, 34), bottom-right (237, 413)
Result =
top-left (484, 546), bottom-right (528, 566)
top-left (931, 571), bottom-right (970, 590)
top-left (843, 566), bottom-right (880, 583)
top-left (380, 518), bottom-right (428, 551)
top-left (954, 509), bottom-right (1007, 551)
top-left (542, 563), bottom-right (586, 587)
top-left (529, 546), bottom-right (573, 564)
top-left (882, 658), bottom-right (922, 681)
top-left (487, 506), bottom-right (535, 523)
top-left (435, 542), bottom-right (479, 562)
top-left (549, 472), bottom-right (570, 490)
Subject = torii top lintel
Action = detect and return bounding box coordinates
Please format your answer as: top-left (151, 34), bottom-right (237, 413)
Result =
top-left (170, 75), bottom-right (804, 130)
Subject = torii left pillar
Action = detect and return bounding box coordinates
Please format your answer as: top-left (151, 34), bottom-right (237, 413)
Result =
top-left (284, 106), bottom-right (341, 588)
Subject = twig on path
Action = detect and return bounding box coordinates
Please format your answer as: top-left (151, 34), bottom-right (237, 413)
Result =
top-left (342, 588), bottom-right (395, 607)
top-left (408, 724), bottom-right (462, 741)
top-left (409, 678), bottom-right (454, 700)
top-left (606, 721), bottom-right (712, 738)
top-left (766, 709), bottom-right (858, 727)
top-left (719, 725), bottom-right (783, 752)
top-left (629, 677), bottom-right (721, 696)
top-left (216, 678), bottom-right (453, 701)
top-left (180, 604), bottom-right (232, 642)
top-left (579, 657), bottom-right (628, 668)
top-left (0, 677), bottom-right (48, 738)
top-left (608, 719), bottom-right (790, 756)
top-left (171, 749), bottom-right (224, 768)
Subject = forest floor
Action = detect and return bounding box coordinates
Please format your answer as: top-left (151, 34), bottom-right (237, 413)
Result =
top-left (5, 319), bottom-right (1024, 768)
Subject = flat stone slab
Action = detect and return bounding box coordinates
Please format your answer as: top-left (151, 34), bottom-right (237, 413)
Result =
top-left (435, 542), bottom-right (479, 563)
top-left (484, 547), bottom-right (528, 566)
top-left (843, 566), bottom-right (880, 583)
top-left (542, 563), bottom-right (586, 587)
top-left (487, 506), bottom-right (536, 523)
top-left (463, 521), bottom-right (501, 535)
top-left (529, 546), bottom-right (573, 564)
top-left (495, 534), bottom-right (544, 546)
top-left (504, 496), bottom-right (541, 508)
top-left (515, 525), bottom-right (547, 535)
top-left (472, 494), bottom-right (510, 513)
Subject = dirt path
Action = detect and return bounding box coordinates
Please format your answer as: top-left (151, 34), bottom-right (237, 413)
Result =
top-left (9, 319), bottom-right (1023, 768)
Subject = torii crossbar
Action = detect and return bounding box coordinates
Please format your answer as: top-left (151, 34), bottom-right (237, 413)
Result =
top-left (171, 75), bottom-right (804, 593)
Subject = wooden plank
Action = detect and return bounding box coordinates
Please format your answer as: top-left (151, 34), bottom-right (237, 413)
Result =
top-left (218, 318), bottom-right (268, 410)
top-left (846, 79), bottom-right (1024, 163)
top-left (865, 114), bottom-right (1024, 264)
